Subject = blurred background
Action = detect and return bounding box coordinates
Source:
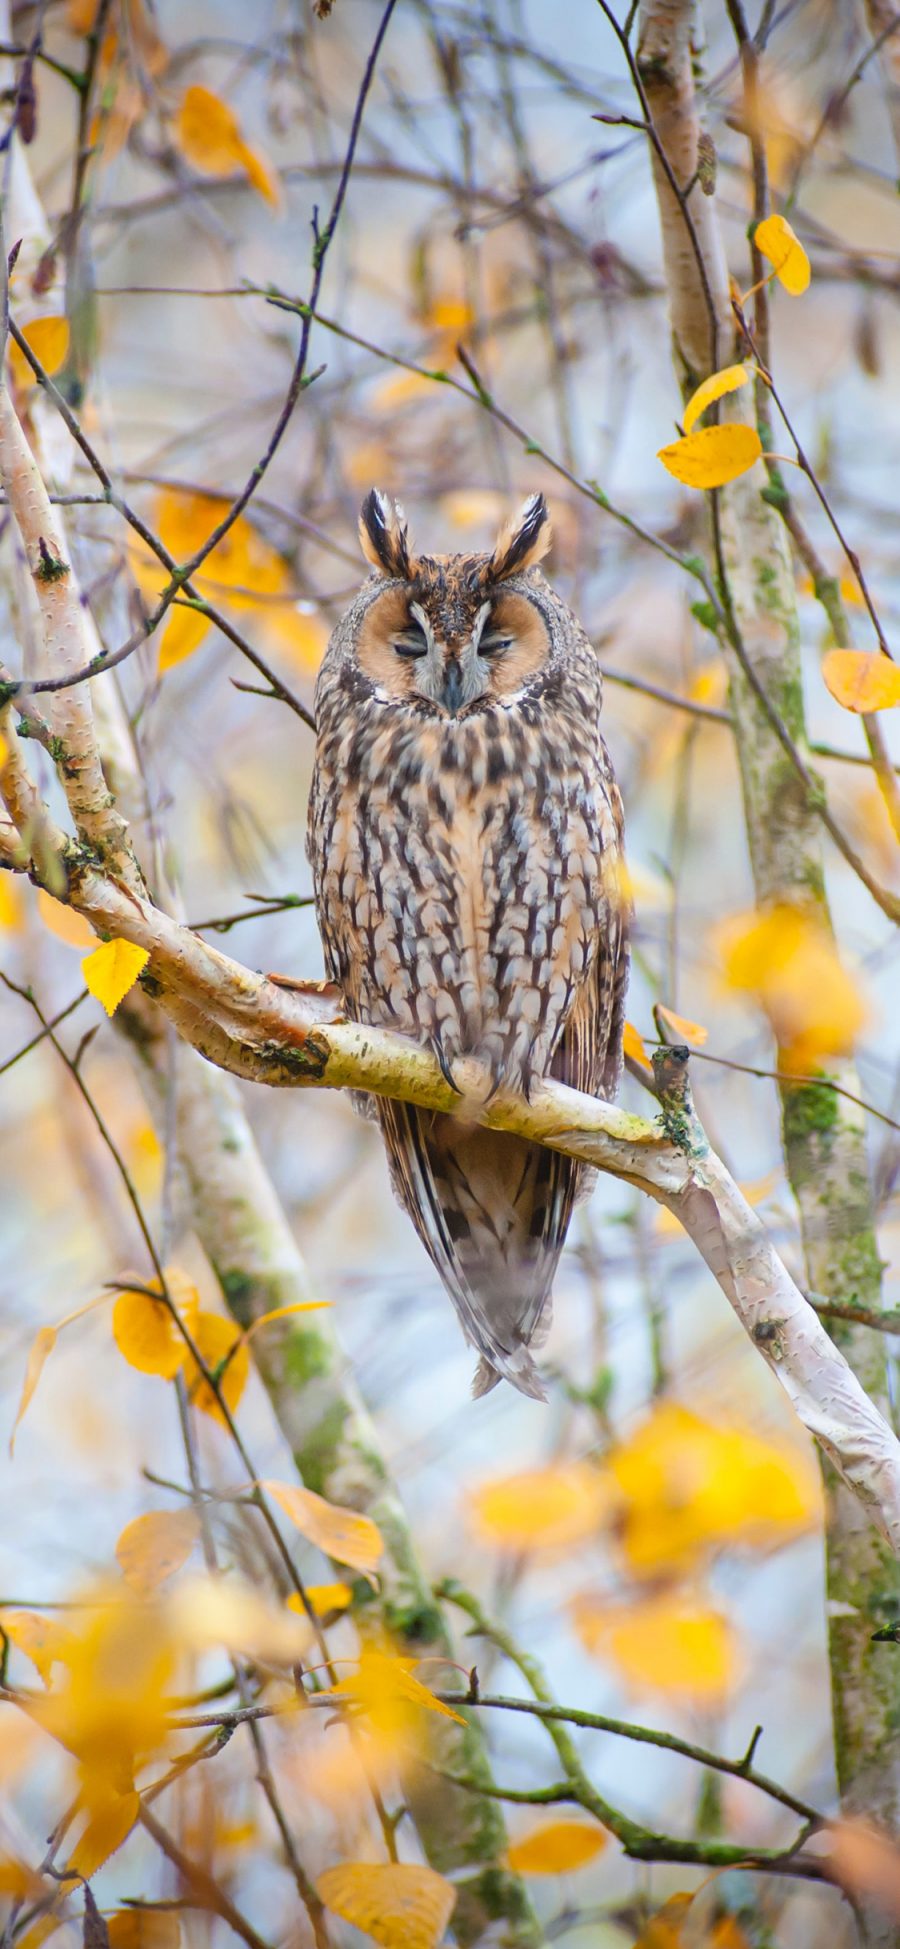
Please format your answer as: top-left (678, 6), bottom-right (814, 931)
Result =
top-left (2, 0), bottom-right (900, 1942)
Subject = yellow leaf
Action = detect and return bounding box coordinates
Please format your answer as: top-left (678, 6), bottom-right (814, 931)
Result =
top-left (10, 1324), bottom-right (57, 1454)
top-left (116, 1509), bottom-right (201, 1596)
top-left (716, 903), bottom-right (869, 1066)
top-left (371, 368), bottom-right (439, 411)
top-left (468, 1462), bottom-right (609, 1554)
top-left (822, 649), bottom-right (900, 714)
top-left (0, 730), bottom-right (7, 768)
top-left (287, 1581), bottom-right (352, 1620)
top-left (0, 1859), bottom-right (44, 1900)
top-left (245, 1299), bottom-right (331, 1339)
top-left (602, 1402), bottom-right (819, 1578)
top-left (658, 423), bottom-right (762, 489)
top-left (176, 86), bottom-right (280, 205)
top-left (35, 1588), bottom-right (174, 1792)
top-left (571, 1591), bottom-right (739, 1706)
top-left (688, 660), bottom-right (728, 708)
top-left (682, 363), bottom-right (750, 436)
top-left (265, 606), bottom-right (330, 668)
top-left (107, 1915), bottom-right (182, 1949)
top-left (506, 1819), bottom-right (608, 1874)
top-left (441, 490), bottom-right (507, 531)
top-left (157, 603), bottom-right (210, 672)
top-left (0, 1609), bottom-right (72, 1684)
top-left (754, 212), bottom-right (810, 295)
top-left (623, 1021), bottom-right (653, 1073)
top-left (632, 1893), bottom-right (695, 1949)
top-left (37, 888), bottom-right (96, 949)
top-left (183, 1310), bottom-right (249, 1425)
top-left (15, 1921), bottom-right (64, 1949)
top-left (426, 296), bottom-right (474, 334)
top-left (168, 1574), bottom-right (311, 1664)
top-left (655, 1005), bottom-right (708, 1047)
top-left (112, 1280), bottom-right (192, 1380)
top-left (9, 316), bottom-right (70, 391)
top-left (316, 1862), bottom-right (457, 1949)
top-left (326, 1645), bottom-right (467, 1728)
top-left (264, 1479), bottom-right (384, 1574)
top-left (82, 937), bottom-right (150, 1016)
top-left (68, 1788), bottom-right (140, 1880)
top-left (0, 874), bottom-right (23, 931)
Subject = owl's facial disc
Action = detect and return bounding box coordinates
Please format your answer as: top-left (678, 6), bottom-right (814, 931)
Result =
top-left (355, 585), bottom-right (550, 712)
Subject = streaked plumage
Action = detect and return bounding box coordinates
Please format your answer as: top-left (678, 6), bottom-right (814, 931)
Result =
top-left (307, 491), bottom-right (629, 1399)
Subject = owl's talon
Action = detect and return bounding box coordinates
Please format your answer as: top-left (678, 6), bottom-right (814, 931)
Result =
top-left (433, 1043), bottom-right (462, 1095)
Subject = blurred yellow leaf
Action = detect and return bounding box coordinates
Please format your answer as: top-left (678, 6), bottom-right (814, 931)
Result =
top-left (633, 1892), bottom-right (694, 1948)
top-left (316, 1862), bottom-right (456, 1949)
top-left (176, 85), bottom-right (280, 206)
top-left (572, 1590), bottom-right (739, 1705)
top-left (0, 1860), bottom-right (44, 1900)
top-left (116, 1509), bottom-right (201, 1596)
top-left (441, 490), bottom-right (506, 531)
top-left (9, 316), bottom-right (70, 391)
top-left (10, 1324), bottom-right (57, 1454)
top-left (656, 1005), bottom-right (708, 1047)
top-left (264, 1479), bottom-right (384, 1574)
top-left (0, 1609), bottom-right (72, 1684)
top-left (37, 888), bottom-right (96, 949)
top-left (82, 937), bottom-right (150, 1016)
top-left (603, 1402), bottom-right (819, 1578)
top-left (506, 1819), bottom-right (607, 1874)
top-left (68, 1788), bottom-right (140, 1879)
top-left (158, 603), bottom-right (211, 673)
top-left (0, 874), bottom-right (23, 930)
top-left (36, 1591), bottom-right (175, 1791)
top-left (107, 1915), bottom-right (182, 1948)
top-left (822, 649), bottom-right (900, 714)
top-left (658, 424), bottom-right (762, 489)
top-left (327, 1644), bottom-right (467, 1728)
top-left (623, 1021), bottom-right (653, 1073)
top-left (15, 1920), bottom-right (64, 1949)
top-left (372, 368), bottom-right (440, 411)
top-left (287, 1581), bottom-right (353, 1620)
top-left (168, 1574), bottom-right (311, 1664)
top-left (468, 1462), bottom-right (609, 1554)
top-left (754, 212), bottom-right (810, 295)
top-left (426, 296), bottom-right (474, 333)
top-left (682, 364), bottom-right (750, 436)
top-left (716, 903), bottom-right (868, 1066)
top-left (688, 660), bottom-right (728, 708)
top-left (112, 1284), bottom-right (188, 1380)
top-left (245, 1299), bottom-right (330, 1339)
top-left (183, 1310), bottom-right (250, 1424)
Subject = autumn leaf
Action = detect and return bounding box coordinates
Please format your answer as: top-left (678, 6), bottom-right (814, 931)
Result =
top-left (754, 212), bottom-right (810, 295)
top-left (326, 1644), bottom-right (467, 1728)
top-left (622, 1021), bottom-right (653, 1072)
top-left (176, 85), bottom-right (280, 207)
top-left (9, 316), bottom-right (70, 391)
top-left (316, 1862), bottom-right (456, 1949)
top-left (244, 1299), bottom-right (331, 1339)
top-left (183, 1310), bottom-right (250, 1424)
top-left (468, 1462), bottom-right (610, 1553)
top-left (571, 1590), bottom-right (739, 1705)
top-left (107, 1915), bottom-right (182, 1948)
top-left (287, 1581), bottom-right (353, 1620)
top-left (168, 1574), bottom-right (311, 1664)
top-left (264, 1479), bottom-right (384, 1574)
top-left (506, 1819), bottom-right (608, 1874)
top-left (0, 1609), bottom-right (72, 1684)
top-left (632, 1893), bottom-right (695, 1948)
top-left (157, 603), bottom-right (211, 673)
top-left (822, 649), bottom-right (900, 714)
top-left (655, 1005), bottom-right (708, 1046)
top-left (35, 1590), bottom-right (175, 1792)
top-left (112, 1283), bottom-right (189, 1380)
top-left (37, 888), bottom-right (96, 949)
top-left (716, 903), bottom-right (869, 1066)
top-left (658, 423), bottom-right (762, 489)
top-left (68, 1788), bottom-right (140, 1880)
top-left (0, 874), bottom-right (23, 931)
top-left (82, 938), bottom-right (150, 1016)
top-left (116, 1509), bottom-right (201, 1596)
top-left (10, 1324), bottom-right (57, 1454)
top-left (682, 363), bottom-right (750, 436)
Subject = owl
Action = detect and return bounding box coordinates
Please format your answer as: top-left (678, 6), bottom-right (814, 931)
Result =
top-left (307, 490), bottom-right (629, 1400)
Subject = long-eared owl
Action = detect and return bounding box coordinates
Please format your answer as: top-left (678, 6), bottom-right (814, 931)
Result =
top-left (308, 490), bottom-right (629, 1400)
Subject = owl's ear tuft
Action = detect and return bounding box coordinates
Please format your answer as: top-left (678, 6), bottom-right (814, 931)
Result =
top-left (489, 492), bottom-right (551, 580)
top-left (358, 489), bottom-right (414, 579)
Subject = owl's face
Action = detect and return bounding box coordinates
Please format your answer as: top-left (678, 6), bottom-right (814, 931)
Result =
top-left (343, 489), bottom-right (561, 718)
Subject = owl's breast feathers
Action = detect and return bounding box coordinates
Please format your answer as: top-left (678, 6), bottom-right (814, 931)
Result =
top-left (308, 601), bottom-right (628, 1399)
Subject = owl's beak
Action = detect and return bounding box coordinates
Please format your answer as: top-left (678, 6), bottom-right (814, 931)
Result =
top-left (440, 658), bottom-right (465, 715)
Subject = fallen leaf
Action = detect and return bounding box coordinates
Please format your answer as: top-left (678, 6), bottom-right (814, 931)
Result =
top-left (754, 212), bottom-right (810, 295)
top-left (822, 649), bottom-right (900, 714)
top-left (682, 363), bottom-right (750, 436)
top-left (116, 1510), bottom-right (201, 1595)
top-left (658, 424), bottom-right (762, 489)
top-left (264, 1479), bottom-right (384, 1574)
top-left (316, 1862), bottom-right (456, 1949)
top-left (82, 938), bottom-right (150, 1016)
top-left (506, 1819), bottom-right (608, 1874)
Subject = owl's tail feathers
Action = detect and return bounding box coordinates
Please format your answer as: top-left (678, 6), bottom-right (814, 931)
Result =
top-left (471, 1350), bottom-right (547, 1402)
